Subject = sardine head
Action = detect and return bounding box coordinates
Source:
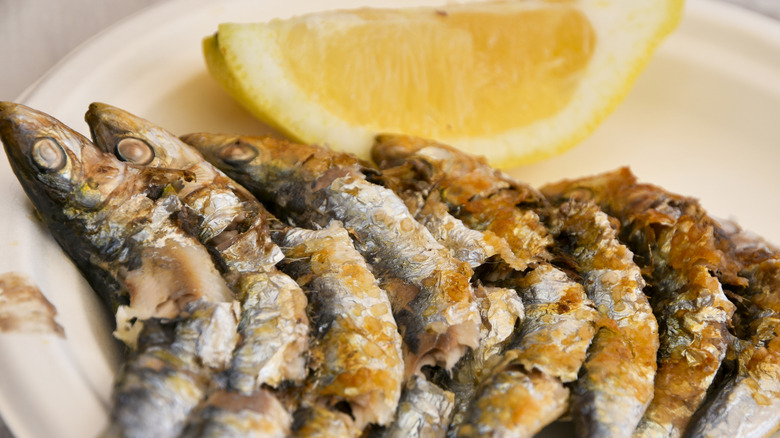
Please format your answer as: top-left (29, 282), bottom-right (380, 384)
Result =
top-left (86, 102), bottom-right (203, 170)
top-left (1, 102), bottom-right (125, 211)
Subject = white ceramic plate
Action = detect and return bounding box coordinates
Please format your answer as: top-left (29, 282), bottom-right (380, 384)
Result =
top-left (1, 0), bottom-right (779, 437)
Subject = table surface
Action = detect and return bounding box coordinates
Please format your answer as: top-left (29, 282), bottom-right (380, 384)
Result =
top-left (0, 0), bottom-right (778, 437)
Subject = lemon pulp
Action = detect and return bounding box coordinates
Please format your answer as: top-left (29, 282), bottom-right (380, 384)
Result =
top-left (279, 7), bottom-right (595, 139)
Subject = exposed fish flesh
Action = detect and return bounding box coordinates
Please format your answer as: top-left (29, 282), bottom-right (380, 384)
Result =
top-left (0, 271), bottom-right (65, 337)
top-left (181, 132), bottom-right (480, 375)
top-left (432, 284), bottom-right (524, 430)
top-left (275, 222), bottom-right (403, 430)
top-left (86, 102), bottom-right (309, 391)
top-left (548, 199), bottom-right (659, 437)
top-left (542, 167), bottom-right (736, 438)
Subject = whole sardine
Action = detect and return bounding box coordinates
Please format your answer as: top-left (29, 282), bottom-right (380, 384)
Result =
top-left (686, 221), bottom-right (780, 438)
top-left (542, 167), bottom-right (736, 438)
top-left (276, 222), bottom-right (404, 431)
top-left (181, 133), bottom-right (480, 375)
top-left (85, 103), bottom-right (309, 392)
top-left (0, 101), bottom-right (236, 344)
top-left (0, 102), bottom-right (240, 437)
top-left (548, 199), bottom-right (659, 437)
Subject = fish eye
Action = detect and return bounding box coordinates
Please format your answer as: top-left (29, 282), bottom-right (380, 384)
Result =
top-left (219, 142), bottom-right (257, 164)
top-left (32, 137), bottom-right (66, 172)
top-left (116, 137), bottom-right (155, 165)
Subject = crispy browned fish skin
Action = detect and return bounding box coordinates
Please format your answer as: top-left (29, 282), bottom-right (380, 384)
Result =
top-left (86, 103), bottom-right (309, 391)
top-left (374, 171), bottom-right (521, 270)
top-left (180, 389), bottom-right (292, 438)
top-left (181, 133), bottom-right (480, 375)
top-left (685, 222), bottom-right (780, 438)
top-left (372, 135), bottom-right (597, 437)
top-left (291, 403), bottom-right (359, 438)
top-left (456, 368), bottom-right (569, 438)
top-left (549, 199), bottom-right (659, 437)
top-left (542, 167), bottom-right (736, 438)
top-left (276, 222), bottom-right (403, 430)
top-left (456, 264), bottom-right (598, 438)
top-left (372, 134), bottom-right (552, 273)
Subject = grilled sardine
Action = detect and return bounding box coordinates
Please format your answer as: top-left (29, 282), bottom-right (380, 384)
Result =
top-left (548, 199), bottom-right (659, 437)
top-left (542, 167), bottom-right (736, 438)
top-left (276, 222), bottom-right (404, 430)
top-left (181, 133), bottom-right (480, 375)
top-left (86, 103), bottom-right (309, 391)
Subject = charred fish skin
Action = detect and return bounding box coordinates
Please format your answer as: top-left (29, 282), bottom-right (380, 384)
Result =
top-left (371, 134), bottom-right (552, 273)
top-left (685, 222), bottom-right (780, 438)
top-left (181, 132), bottom-right (480, 374)
top-left (542, 167), bottom-right (736, 438)
top-left (413, 197), bottom-right (508, 269)
top-left (455, 368), bottom-right (569, 438)
top-left (86, 103), bottom-right (309, 390)
top-left (105, 300), bottom-right (239, 438)
top-left (276, 222), bottom-right (404, 430)
top-left (0, 102), bottom-right (235, 347)
top-left (85, 102), bottom-right (278, 260)
top-left (291, 403), bottom-right (359, 438)
top-left (373, 166), bottom-right (518, 271)
top-left (548, 199), bottom-right (659, 438)
top-left (180, 389), bottom-right (292, 438)
top-left (455, 264), bottom-right (598, 438)
top-left (372, 135), bottom-right (597, 436)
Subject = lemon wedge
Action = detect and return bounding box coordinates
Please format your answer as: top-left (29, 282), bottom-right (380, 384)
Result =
top-left (204, 0), bottom-right (683, 168)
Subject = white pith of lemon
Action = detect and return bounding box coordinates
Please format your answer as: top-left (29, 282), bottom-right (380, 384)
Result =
top-left (204, 0), bottom-right (684, 168)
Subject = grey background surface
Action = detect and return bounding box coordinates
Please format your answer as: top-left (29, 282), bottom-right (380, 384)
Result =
top-left (0, 0), bottom-right (778, 437)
